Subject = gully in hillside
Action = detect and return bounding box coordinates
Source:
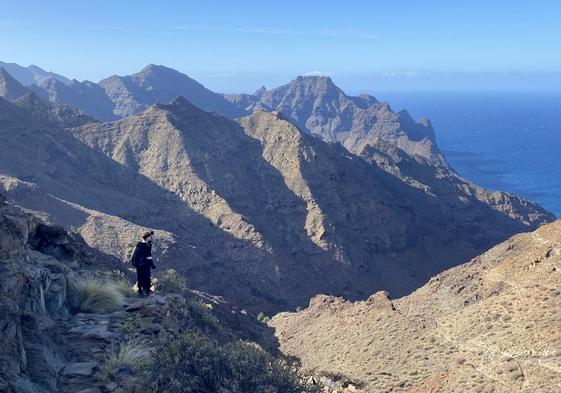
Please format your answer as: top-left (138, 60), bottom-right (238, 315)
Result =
top-left (131, 230), bottom-right (157, 297)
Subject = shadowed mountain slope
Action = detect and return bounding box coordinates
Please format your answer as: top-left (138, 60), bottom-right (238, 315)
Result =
top-left (0, 94), bottom-right (551, 312)
top-left (271, 219), bottom-right (561, 392)
top-left (30, 78), bottom-right (118, 122)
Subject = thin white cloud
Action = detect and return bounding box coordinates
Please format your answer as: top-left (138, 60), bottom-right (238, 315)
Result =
top-left (174, 25), bottom-right (299, 35)
top-left (87, 25), bottom-right (126, 30)
top-left (320, 29), bottom-right (378, 39)
top-left (304, 70), bottom-right (331, 77)
top-left (382, 70), bottom-right (419, 77)
top-left (173, 25), bottom-right (378, 39)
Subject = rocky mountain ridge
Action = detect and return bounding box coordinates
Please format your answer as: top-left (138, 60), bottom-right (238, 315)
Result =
top-left (0, 93), bottom-right (553, 312)
top-left (1, 63), bottom-right (458, 169)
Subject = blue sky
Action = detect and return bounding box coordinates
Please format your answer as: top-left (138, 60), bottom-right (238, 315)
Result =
top-left (1, 1), bottom-right (561, 92)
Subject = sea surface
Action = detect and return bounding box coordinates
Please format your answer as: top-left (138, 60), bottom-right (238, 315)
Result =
top-left (376, 90), bottom-right (561, 217)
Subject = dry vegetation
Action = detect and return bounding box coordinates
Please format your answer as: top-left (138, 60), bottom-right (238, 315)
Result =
top-left (68, 276), bottom-right (126, 314)
top-left (271, 221), bottom-right (561, 392)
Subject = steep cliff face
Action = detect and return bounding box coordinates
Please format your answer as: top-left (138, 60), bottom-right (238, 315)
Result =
top-left (0, 200), bottom-right (120, 392)
top-left (271, 220), bottom-right (561, 392)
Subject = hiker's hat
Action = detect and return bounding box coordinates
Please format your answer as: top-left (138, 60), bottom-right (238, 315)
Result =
top-left (142, 230), bottom-right (154, 239)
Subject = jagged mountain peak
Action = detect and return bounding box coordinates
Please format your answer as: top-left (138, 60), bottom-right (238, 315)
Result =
top-left (138, 63), bottom-right (179, 75)
top-left (254, 85), bottom-right (267, 96)
top-left (225, 75), bottom-right (444, 164)
top-left (288, 75), bottom-right (342, 94)
top-left (294, 74), bottom-right (335, 83)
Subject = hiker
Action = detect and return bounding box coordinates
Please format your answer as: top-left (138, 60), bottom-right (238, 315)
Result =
top-left (131, 230), bottom-right (156, 296)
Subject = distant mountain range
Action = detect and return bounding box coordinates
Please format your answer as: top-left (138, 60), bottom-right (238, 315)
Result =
top-left (0, 60), bottom-right (70, 86)
top-left (1, 62), bottom-right (444, 167)
top-left (0, 61), bottom-right (554, 309)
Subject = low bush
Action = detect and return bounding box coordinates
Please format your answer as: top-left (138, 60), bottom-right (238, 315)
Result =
top-left (148, 332), bottom-right (318, 393)
top-left (114, 279), bottom-right (136, 298)
top-left (67, 276), bottom-right (125, 313)
top-left (155, 268), bottom-right (188, 293)
top-left (183, 299), bottom-right (221, 333)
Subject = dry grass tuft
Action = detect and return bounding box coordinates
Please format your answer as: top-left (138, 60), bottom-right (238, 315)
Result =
top-left (68, 276), bottom-right (125, 313)
top-left (98, 337), bottom-right (150, 381)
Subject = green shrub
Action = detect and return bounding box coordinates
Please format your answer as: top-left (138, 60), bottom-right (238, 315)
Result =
top-left (67, 276), bottom-right (125, 313)
top-left (155, 268), bottom-right (188, 293)
top-left (148, 332), bottom-right (318, 393)
top-left (184, 299), bottom-right (221, 333)
top-left (149, 332), bottom-right (228, 392)
top-left (98, 337), bottom-right (150, 381)
top-left (119, 317), bottom-right (138, 334)
top-left (256, 312), bottom-right (266, 322)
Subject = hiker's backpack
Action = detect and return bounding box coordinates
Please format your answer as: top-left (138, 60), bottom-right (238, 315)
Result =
top-left (129, 245), bottom-right (141, 267)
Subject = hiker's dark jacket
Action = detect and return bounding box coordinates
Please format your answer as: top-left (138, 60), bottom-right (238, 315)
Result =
top-left (133, 241), bottom-right (155, 294)
top-left (132, 241), bottom-right (155, 268)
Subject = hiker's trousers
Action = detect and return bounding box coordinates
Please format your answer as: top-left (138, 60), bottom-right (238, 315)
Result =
top-left (136, 264), bottom-right (152, 293)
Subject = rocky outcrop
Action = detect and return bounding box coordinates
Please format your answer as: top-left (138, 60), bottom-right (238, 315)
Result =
top-left (270, 220), bottom-right (561, 392)
top-left (0, 202), bottom-right (120, 392)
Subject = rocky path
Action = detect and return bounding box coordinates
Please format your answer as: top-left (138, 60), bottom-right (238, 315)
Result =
top-left (57, 293), bottom-right (188, 393)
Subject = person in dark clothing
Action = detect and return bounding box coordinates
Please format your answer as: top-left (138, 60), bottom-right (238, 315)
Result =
top-left (131, 230), bottom-right (156, 297)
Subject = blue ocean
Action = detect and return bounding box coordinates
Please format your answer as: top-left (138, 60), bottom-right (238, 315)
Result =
top-left (377, 91), bottom-right (561, 217)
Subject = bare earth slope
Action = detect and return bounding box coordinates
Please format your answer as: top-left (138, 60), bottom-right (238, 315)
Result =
top-left (271, 220), bottom-right (561, 392)
top-left (0, 95), bottom-right (553, 311)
